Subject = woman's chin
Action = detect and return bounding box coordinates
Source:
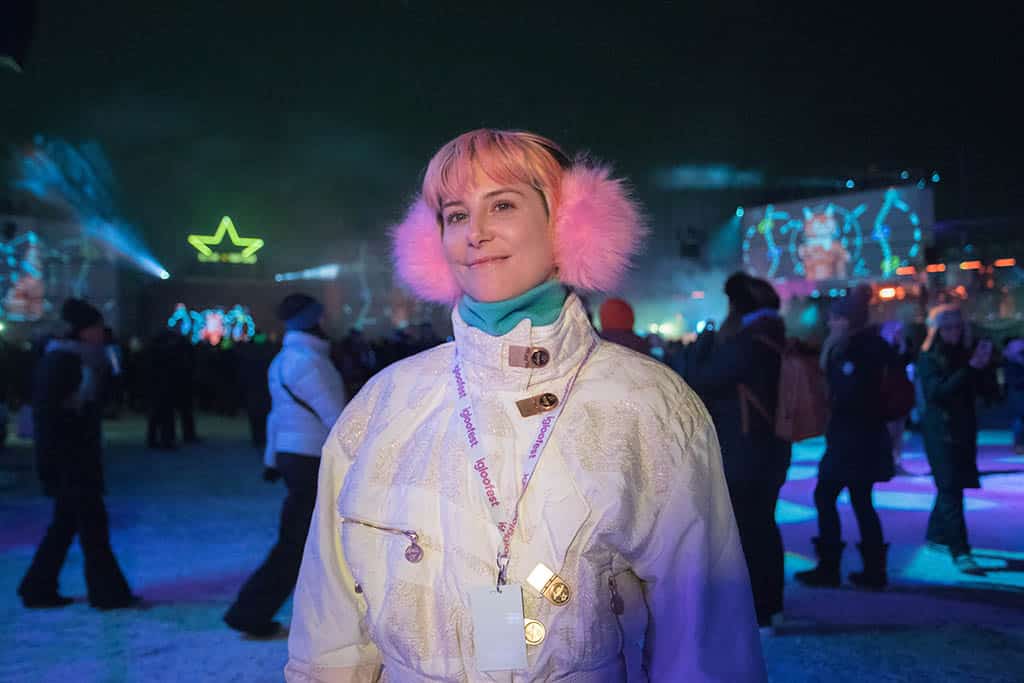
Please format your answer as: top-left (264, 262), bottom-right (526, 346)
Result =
top-left (462, 282), bottom-right (523, 303)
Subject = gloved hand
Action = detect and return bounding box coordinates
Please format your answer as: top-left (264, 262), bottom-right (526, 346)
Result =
top-left (262, 467), bottom-right (282, 483)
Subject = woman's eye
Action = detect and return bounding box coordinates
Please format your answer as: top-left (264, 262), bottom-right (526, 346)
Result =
top-left (493, 200), bottom-right (514, 212)
top-left (445, 212), bottom-right (467, 226)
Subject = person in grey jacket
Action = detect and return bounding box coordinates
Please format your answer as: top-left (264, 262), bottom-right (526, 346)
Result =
top-left (224, 293), bottom-right (347, 637)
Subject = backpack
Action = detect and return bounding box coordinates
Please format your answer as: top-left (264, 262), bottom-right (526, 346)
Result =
top-left (739, 336), bottom-right (829, 443)
top-left (879, 361), bottom-right (915, 421)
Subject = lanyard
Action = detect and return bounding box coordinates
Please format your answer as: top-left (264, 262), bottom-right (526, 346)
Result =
top-left (452, 340), bottom-right (597, 588)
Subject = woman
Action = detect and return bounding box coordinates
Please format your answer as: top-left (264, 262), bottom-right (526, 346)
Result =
top-left (224, 294), bottom-right (347, 637)
top-left (795, 284), bottom-right (894, 590)
top-left (286, 130), bottom-right (765, 682)
top-left (916, 305), bottom-right (990, 574)
top-left (676, 272), bottom-right (791, 633)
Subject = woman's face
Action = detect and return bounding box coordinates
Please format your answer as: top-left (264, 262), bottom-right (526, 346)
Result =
top-left (440, 169), bottom-right (556, 302)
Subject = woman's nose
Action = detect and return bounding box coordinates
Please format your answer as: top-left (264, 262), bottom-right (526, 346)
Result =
top-left (467, 215), bottom-right (492, 247)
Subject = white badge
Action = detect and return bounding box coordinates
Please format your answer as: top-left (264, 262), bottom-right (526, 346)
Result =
top-left (468, 585), bottom-right (528, 672)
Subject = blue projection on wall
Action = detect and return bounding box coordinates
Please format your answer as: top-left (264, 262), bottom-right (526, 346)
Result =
top-left (742, 186), bottom-right (933, 283)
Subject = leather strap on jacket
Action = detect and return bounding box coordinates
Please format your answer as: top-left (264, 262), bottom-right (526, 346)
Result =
top-left (279, 366), bottom-right (321, 423)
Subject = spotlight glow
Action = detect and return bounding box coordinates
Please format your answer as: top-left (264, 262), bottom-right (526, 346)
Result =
top-left (274, 263), bottom-right (341, 282)
top-left (14, 137), bottom-right (169, 280)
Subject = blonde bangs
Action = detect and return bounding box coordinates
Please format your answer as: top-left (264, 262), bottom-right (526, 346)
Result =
top-left (421, 129), bottom-right (567, 218)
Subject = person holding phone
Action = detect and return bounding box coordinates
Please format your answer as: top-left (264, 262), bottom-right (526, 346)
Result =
top-left (915, 305), bottom-right (990, 574)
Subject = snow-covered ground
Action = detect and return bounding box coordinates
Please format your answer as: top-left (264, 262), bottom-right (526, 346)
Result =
top-left (1, 415), bottom-right (1022, 682)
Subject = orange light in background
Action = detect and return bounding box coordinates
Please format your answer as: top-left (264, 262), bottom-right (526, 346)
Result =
top-left (691, 290), bottom-right (705, 299)
top-left (896, 286), bottom-right (906, 300)
top-left (960, 260), bottom-right (982, 270)
top-left (953, 285), bottom-right (968, 299)
top-left (994, 258), bottom-right (1017, 268)
top-left (926, 264), bottom-right (946, 273)
top-left (896, 266), bottom-right (916, 275)
top-left (879, 287), bottom-right (897, 300)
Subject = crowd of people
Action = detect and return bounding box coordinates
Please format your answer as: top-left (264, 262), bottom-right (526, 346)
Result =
top-left (4, 128), bottom-right (1023, 681)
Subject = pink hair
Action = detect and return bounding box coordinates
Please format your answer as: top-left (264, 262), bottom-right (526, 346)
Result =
top-left (391, 129), bottom-right (647, 303)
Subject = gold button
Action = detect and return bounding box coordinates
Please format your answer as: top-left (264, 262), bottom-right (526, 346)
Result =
top-left (538, 393), bottom-right (558, 409)
top-left (524, 618), bottom-right (547, 646)
top-left (530, 348), bottom-right (550, 367)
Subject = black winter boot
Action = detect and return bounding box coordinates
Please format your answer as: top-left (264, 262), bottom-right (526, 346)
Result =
top-left (794, 537), bottom-right (844, 587)
top-left (849, 542), bottom-right (889, 589)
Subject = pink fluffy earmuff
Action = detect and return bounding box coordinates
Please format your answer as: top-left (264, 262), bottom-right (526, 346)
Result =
top-left (390, 163), bottom-right (647, 303)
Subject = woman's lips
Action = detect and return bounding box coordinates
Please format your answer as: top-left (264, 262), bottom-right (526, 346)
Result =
top-left (466, 256), bottom-right (509, 268)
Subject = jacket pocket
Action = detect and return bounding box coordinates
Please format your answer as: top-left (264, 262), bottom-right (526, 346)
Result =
top-left (337, 507), bottom-right (458, 675)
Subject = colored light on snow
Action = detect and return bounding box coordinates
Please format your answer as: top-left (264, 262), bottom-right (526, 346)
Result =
top-left (775, 499), bottom-right (819, 524)
top-left (838, 490), bottom-right (997, 512)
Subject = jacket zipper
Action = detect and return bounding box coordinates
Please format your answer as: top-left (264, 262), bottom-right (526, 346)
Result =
top-left (339, 513), bottom-right (424, 563)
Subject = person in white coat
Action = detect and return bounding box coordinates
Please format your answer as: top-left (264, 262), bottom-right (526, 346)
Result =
top-left (225, 293), bottom-right (346, 638)
top-left (286, 129), bottom-right (766, 681)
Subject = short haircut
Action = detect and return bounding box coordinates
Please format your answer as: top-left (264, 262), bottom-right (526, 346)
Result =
top-left (421, 129), bottom-right (570, 223)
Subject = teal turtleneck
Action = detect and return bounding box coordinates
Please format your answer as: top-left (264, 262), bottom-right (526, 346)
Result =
top-left (459, 279), bottom-right (568, 337)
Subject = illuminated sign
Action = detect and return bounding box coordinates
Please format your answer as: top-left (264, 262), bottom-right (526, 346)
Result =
top-left (188, 216), bottom-right (264, 264)
top-left (168, 303), bottom-right (256, 345)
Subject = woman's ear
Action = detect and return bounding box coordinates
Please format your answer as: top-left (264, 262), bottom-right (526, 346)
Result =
top-left (553, 164), bottom-right (647, 293)
top-left (391, 197), bottom-right (461, 304)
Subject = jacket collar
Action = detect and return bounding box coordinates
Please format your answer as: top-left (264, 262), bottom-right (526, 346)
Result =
top-left (283, 330), bottom-right (330, 354)
top-left (452, 293), bottom-right (599, 393)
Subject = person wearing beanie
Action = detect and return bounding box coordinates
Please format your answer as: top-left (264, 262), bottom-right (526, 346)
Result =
top-left (597, 297), bottom-right (651, 355)
top-left (675, 271), bottom-right (791, 633)
top-left (18, 298), bottom-right (140, 609)
top-left (796, 284), bottom-right (898, 591)
top-left (224, 293), bottom-right (346, 638)
top-left (286, 130), bottom-right (765, 682)
top-left (915, 305), bottom-right (992, 574)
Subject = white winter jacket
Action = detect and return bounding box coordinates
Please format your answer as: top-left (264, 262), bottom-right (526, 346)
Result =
top-left (264, 331), bottom-right (347, 466)
top-left (286, 295), bottom-right (766, 682)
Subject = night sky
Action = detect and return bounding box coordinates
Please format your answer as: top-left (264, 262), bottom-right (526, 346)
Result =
top-left (2, 3), bottom-right (1020, 277)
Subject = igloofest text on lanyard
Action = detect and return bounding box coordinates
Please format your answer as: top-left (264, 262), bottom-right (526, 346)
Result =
top-left (452, 340), bottom-right (597, 587)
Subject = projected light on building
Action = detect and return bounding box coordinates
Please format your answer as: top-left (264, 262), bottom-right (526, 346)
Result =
top-left (168, 303), bottom-right (256, 345)
top-left (187, 216), bottom-right (264, 264)
top-left (13, 137), bottom-right (168, 280)
top-left (742, 186), bottom-right (931, 282)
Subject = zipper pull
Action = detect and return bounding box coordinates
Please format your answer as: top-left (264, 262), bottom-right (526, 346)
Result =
top-left (403, 530), bottom-right (424, 563)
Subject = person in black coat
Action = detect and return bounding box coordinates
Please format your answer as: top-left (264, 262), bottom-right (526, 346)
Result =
top-left (916, 305), bottom-right (992, 574)
top-left (676, 272), bottom-right (791, 629)
top-left (145, 329), bottom-right (179, 449)
top-left (796, 284), bottom-right (897, 590)
top-left (235, 333), bottom-right (275, 448)
top-left (17, 299), bottom-right (139, 609)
